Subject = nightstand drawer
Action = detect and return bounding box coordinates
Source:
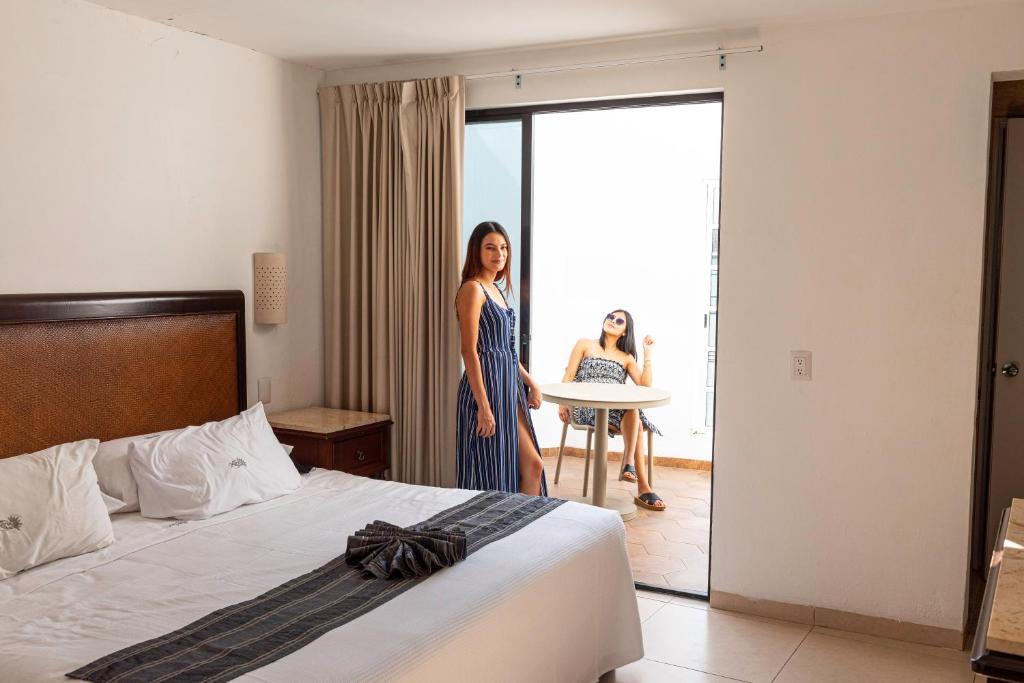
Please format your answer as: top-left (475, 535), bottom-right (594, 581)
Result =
top-left (269, 407), bottom-right (391, 479)
top-left (332, 433), bottom-right (386, 473)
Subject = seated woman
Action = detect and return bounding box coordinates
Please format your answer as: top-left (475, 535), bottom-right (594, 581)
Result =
top-left (558, 309), bottom-right (665, 511)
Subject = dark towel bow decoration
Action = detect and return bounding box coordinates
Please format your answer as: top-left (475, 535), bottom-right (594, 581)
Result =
top-left (345, 522), bottom-right (467, 579)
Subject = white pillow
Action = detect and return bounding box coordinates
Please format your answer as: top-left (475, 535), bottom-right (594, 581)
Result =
top-left (0, 439), bottom-right (115, 580)
top-left (95, 430), bottom-right (178, 514)
top-left (96, 431), bottom-right (294, 514)
top-left (129, 403), bottom-right (301, 520)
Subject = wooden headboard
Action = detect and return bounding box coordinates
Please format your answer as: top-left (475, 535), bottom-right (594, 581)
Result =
top-left (0, 291), bottom-right (246, 458)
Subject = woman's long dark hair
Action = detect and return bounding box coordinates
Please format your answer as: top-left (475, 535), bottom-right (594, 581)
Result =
top-left (599, 309), bottom-right (637, 360)
top-left (461, 221), bottom-right (513, 295)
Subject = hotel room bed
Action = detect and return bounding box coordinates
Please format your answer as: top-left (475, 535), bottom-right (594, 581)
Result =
top-left (0, 291), bottom-right (643, 682)
top-left (1, 469), bottom-right (642, 682)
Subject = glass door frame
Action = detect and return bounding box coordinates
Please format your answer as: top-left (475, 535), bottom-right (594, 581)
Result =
top-left (467, 91), bottom-right (724, 600)
top-left (465, 109), bottom-right (535, 368)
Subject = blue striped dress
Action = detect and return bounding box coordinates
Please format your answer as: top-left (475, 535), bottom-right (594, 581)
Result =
top-left (456, 282), bottom-right (547, 495)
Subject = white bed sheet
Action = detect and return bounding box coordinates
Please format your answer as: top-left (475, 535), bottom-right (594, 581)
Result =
top-left (0, 470), bottom-right (643, 682)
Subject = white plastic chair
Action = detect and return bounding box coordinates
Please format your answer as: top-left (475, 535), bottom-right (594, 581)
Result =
top-left (553, 409), bottom-right (655, 496)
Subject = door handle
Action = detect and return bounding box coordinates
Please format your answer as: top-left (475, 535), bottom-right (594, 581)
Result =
top-left (1002, 362), bottom-right (1020, 378)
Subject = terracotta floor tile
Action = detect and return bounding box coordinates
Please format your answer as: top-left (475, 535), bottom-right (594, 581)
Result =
top-left (689, 506), bottom-right (712, 519)
top-left (660, 510), bottom-right (706, 526)
top-left (624, 527), bottom-right (668, 544)
top-left (633, 515), bottom-right (680, 531)
top-left (659, 525), bottom-right (713, 546)
top-left (643, 540), bottom-right (707, 563)
top-left (659, 484), bottom-right (709, 497)
top-left (627, 542), bottom-right (649, 560)
top-left (676, 516), bottom-right (711, 531)
top-left (625, 514), bottom-right (676, 530)
top-left (665, 497), bottom-right (711, 511)
top-left (544, 454), bottom-right (710, 593)
top-left (663, 509), bottom-right (704, 520)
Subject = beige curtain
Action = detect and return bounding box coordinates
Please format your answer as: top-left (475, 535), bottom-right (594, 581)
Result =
top-left (319, 76), bottom-right (464, 487)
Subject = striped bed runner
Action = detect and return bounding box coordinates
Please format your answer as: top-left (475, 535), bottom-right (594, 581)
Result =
top-left (67, 491), bottom-right (565, 683)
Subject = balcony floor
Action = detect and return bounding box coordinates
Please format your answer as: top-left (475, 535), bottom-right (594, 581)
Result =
top-left (543, 453), bottom-right (711, 595)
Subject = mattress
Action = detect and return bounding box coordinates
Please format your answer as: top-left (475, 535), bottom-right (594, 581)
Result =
top-left (0, 470), bottom-right (643, 682)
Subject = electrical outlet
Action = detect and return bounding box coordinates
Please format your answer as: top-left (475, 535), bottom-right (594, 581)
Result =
top-left (790, 350), bottom-right (812, 381)
top-left (258, 377), bottom-right (272, 404)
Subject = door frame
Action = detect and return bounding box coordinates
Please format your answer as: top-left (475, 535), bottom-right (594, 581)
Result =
top-left (466, 91), bottom-right (724, 599)
top-left (970, 81), bottom-right (1024, 578)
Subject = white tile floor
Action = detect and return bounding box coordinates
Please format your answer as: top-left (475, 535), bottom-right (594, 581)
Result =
top-left (598, 590), bottom-right (979, 683)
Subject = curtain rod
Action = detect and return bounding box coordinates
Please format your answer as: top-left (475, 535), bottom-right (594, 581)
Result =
top-left (464, 45), bottom-right (763, 81)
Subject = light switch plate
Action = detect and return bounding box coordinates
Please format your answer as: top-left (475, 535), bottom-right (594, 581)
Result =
top-left (791, 350), bottom-right (812, 381)
top-left (258, 377), bottom-right (272, 404)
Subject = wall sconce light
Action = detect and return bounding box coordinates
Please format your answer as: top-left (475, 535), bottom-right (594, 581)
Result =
top-left (253, 252), bottom-right (287, 324)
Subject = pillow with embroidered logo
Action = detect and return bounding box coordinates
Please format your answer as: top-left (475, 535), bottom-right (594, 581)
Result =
top-left (0, 439), bottom-right (114, 580)
top-left (96, 431), bottom-right (295, 515)
top-left (128, 403), bottom-right (301, 520)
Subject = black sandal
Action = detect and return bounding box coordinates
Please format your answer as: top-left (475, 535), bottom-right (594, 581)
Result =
top-left (634, 492), bottom-right (666, 512)
top-left (620, 464), bottom-right (637, 482)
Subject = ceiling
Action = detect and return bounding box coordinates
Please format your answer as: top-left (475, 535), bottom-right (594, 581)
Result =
top-left (91, 0), bottom-right (1003, 71)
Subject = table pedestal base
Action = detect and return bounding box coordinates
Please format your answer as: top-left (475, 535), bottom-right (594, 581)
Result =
top-left (565, 489), bottom-right (638, 521)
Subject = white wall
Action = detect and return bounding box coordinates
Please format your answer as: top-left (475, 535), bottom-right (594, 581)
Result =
top-left (325, 3), bottom-right (1024, 631)
top-left (0, 0), bottom-right (324, 411)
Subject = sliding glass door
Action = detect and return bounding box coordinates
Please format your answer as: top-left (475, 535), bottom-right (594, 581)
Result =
top-left (464, 94), bottom-right (722, 599)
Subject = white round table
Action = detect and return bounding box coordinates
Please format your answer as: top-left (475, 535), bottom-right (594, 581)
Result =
top-left (540, 383), bottom-right (671, 519)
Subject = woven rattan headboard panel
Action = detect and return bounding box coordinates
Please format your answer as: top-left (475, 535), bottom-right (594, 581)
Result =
top-left (0, 291), bottom-right (246, 458)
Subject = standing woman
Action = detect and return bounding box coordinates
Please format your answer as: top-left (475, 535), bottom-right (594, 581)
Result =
top-left (456, 221), bottom-right (547, 495)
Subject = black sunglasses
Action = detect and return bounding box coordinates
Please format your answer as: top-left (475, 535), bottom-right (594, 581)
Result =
top-left (605, 313), bottom-right (626, 326)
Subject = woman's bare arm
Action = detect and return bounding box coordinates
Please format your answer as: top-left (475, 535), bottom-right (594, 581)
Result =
top-left (561, 339), bottom-right (589, 382)
top-left (625, 335), bottom-right (655, 386)
top-left (456, 283), bottom-right (494, 430)
top-left (557, 339), bottom-right (589, 422)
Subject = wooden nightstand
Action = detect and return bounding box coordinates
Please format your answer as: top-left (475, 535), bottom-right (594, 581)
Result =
top-left (268, 407), bottom-right (392, 478)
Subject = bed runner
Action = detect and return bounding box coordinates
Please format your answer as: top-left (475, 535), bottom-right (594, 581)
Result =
top-left (67, 491), bottom-right (565, 683)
